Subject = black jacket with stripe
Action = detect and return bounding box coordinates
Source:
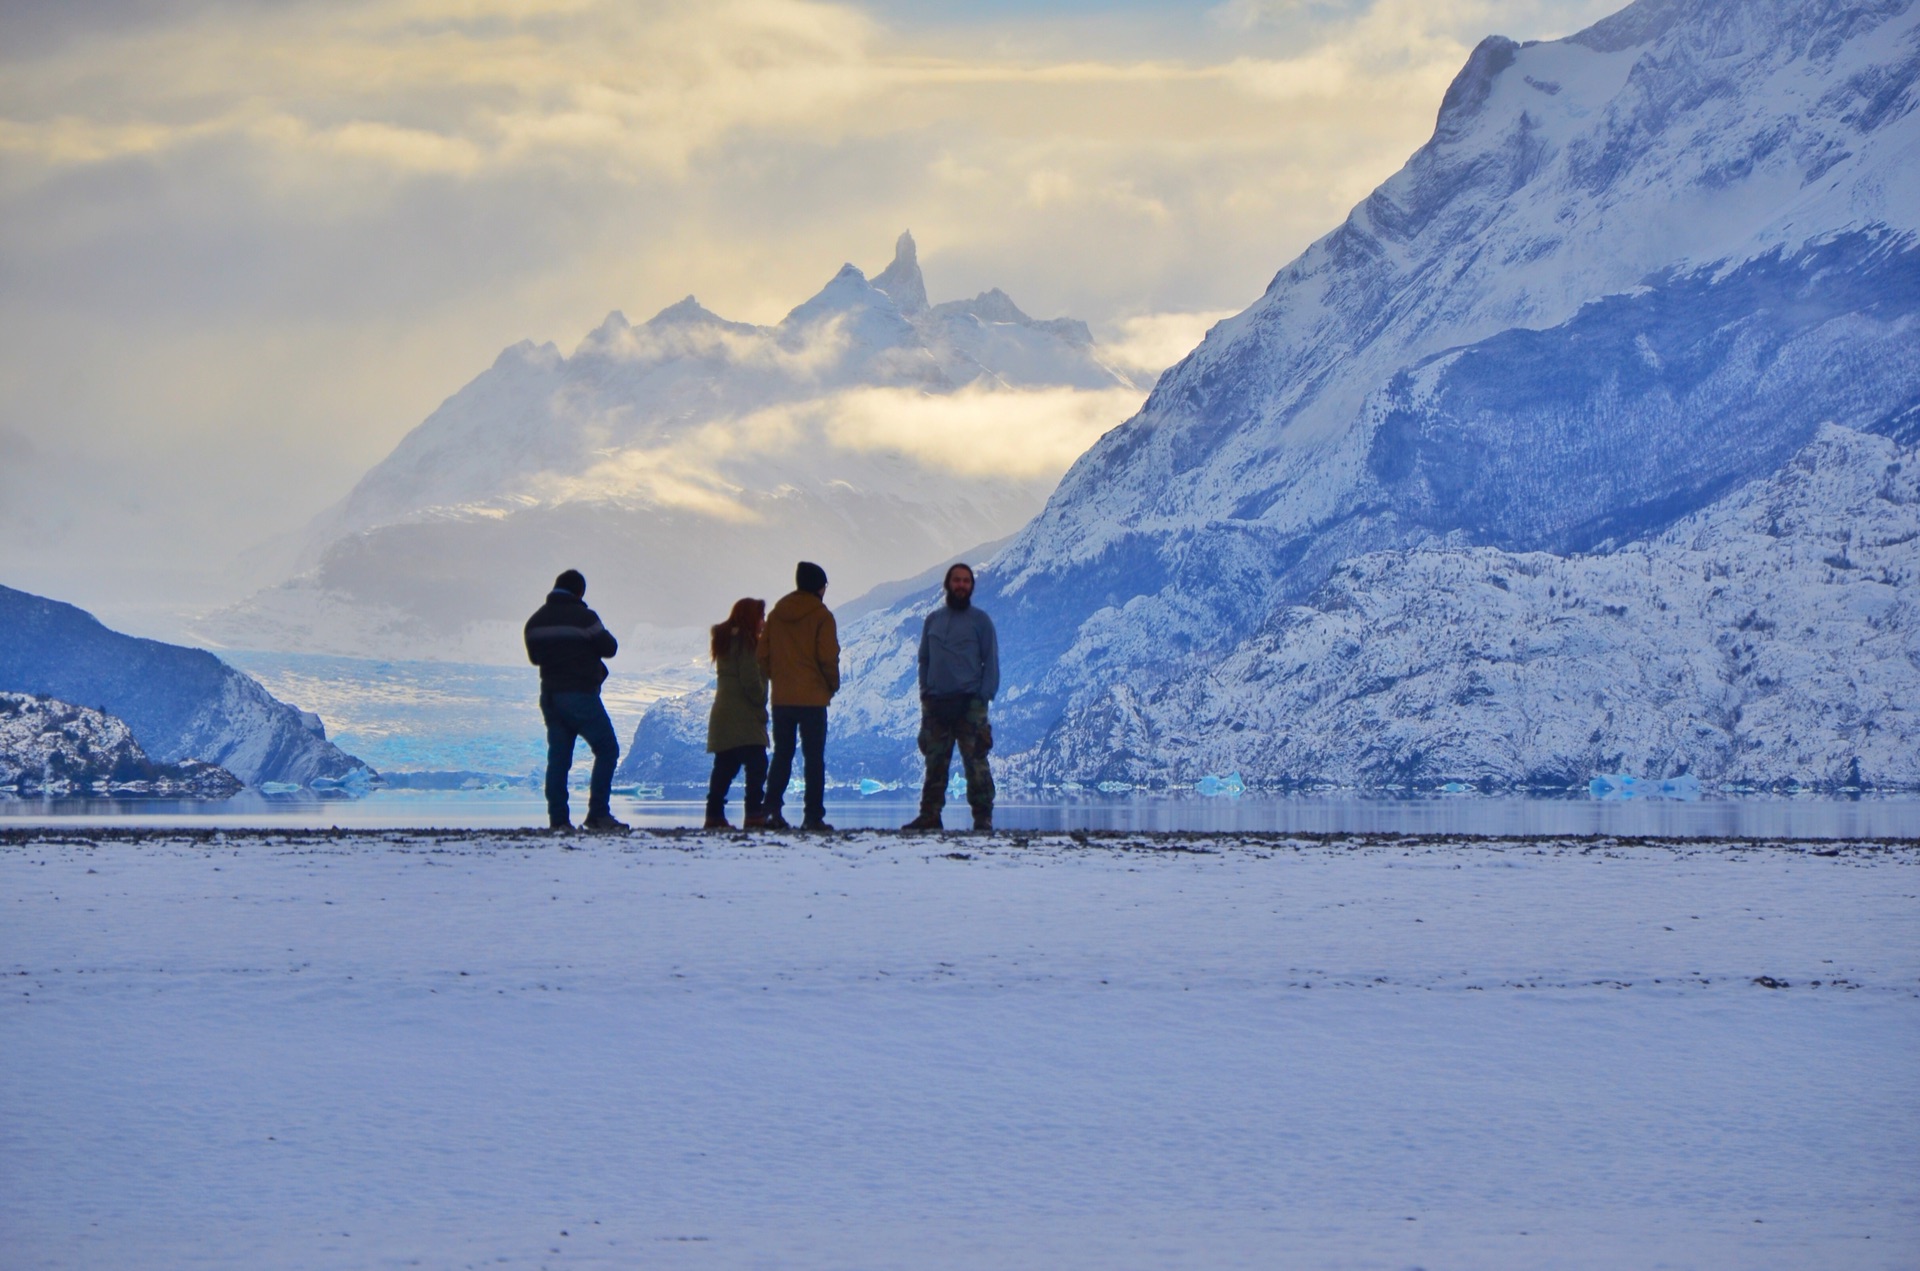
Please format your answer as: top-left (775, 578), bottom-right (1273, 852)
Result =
top-left (523, 589), bottom-right (618, 694)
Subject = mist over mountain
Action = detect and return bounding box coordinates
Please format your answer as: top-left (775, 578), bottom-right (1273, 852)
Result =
top-left (201, 233), bottom-right (1147, 662)
top-left (629, 0), bottom-right (1920, 792)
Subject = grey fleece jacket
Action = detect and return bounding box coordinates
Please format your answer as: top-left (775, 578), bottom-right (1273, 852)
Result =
top-left (917, 604), bottom-right (999, 701)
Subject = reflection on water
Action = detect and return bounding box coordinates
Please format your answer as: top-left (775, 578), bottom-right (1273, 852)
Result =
top-left (2, 788), bottom-right (1917, 839)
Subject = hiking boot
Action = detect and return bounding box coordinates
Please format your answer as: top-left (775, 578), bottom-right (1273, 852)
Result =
top-left (548, 820), bottom-right (574, 833)
top-left (901, 812), bottom-right (944, 832)
top-left (762, 812), bottom-right (792, 831)
top-left (743, 813), bottom-right (772, 830)
top-left (971, 813), bottom-right (994, 833)
top-left (582, 811), bottom-right (629, 832)
top-left (799, 818), bottom-right (835, 833)
top-left (702, 815), bottom-right (733, 830)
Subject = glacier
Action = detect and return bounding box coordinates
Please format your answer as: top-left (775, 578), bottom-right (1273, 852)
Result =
top-left (629, 0), bottom-right (1920, 792)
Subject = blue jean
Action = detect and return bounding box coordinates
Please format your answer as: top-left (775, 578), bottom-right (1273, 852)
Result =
top-left (541, 690), bottom-right (619, 825)
top-left (766, 705), bottom-right (827, 823)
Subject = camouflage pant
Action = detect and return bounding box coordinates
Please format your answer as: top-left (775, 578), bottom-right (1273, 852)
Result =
top-left (918, 698), bottom-right (994, 817)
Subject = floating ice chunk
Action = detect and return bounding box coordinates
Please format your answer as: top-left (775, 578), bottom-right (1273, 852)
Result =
top-left (1096, 780), bottom-right (1133, 793)
top-left (310, 768), bottom-right (373, 795)
top-left (1440, 782), bottom-right (1471, 794)
top-left (260, 781), bottom-right (302, 794)
top-left (1589, 774), bottom-right (1702, 801)
top-left (948, 773), bottom-right (967, 801)
top-left (1196, 772), bottom-right (1245, 797)
top-left (1590, 774), bottom-right (1640, 799)
top-left (859, 777), bottom-right (899, 796)
top-left (1659, 774), bottom-right (1702, 800)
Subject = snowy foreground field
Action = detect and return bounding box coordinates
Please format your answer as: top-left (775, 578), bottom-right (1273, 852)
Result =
top-left (4, 828), bottom-right (1916, 1271)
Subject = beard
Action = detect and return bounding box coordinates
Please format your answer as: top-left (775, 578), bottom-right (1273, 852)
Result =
top-left (943, 588), bottom-right (971, 610)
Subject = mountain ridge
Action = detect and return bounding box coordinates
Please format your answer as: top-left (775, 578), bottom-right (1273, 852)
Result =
top-left (203, 231), bottom-right (1151, 660)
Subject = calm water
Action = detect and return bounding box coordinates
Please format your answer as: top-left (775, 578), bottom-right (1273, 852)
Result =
top-left (3, 789), bottom-right (1917, 839)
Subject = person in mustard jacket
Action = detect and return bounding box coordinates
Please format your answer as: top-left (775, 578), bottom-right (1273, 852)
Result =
top-left (704, 597), bottom-right (770, 830)
top-left (756, 561), bottom-right (839, 831)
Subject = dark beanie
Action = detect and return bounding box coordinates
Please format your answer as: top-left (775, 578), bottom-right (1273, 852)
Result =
top-left (795, 561), bottom-right (828, 593)
top-left (553, 569), bottom-right (587, 597)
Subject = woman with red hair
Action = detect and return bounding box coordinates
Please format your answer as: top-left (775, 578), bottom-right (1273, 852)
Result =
top-left (704, 597), bottom-right (770, 829)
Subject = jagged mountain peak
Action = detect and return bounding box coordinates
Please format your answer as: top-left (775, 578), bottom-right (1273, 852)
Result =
top-left (778, 260), bottom-right (923, 354)
top-left (213, 229), bottom-right (1142, 653)
top-left (572, 309), bottom-right (634, 356)
top-left (933, 287), bottom-right (1032, 325)
top-left (492, 339), bottom-right (561, 371)
top-left (647, 295), bottom-right (732, 328)
top-left (782, 261), bottom-right (893, 324)
top-left (873, 230), bottom-right (929, 313)
top-left (1431, 34), bottom-right (1520, 144)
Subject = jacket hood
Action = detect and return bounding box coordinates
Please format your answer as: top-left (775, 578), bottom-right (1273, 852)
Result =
top-left (768, 590), bottom-right (826, 623)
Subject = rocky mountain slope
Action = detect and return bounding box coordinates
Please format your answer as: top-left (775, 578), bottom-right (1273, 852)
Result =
top-left (0, 585), bottom-right (371, 787)
top-left (999, 425), bottom-right (1919, 790)
top-left (631, 0), bottom-right (1920, 791)
top-left (0, 693), bottom-right (243, 797)
top-left (202, 233), bottom-right (1146, 660)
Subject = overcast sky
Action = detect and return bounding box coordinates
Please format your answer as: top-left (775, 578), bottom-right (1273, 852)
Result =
top-left (0, 0), bottom-right (1621, 635)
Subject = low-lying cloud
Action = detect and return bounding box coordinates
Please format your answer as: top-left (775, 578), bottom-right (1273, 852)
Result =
top-left (520, 381), bottom-right (1145, 515)
top-left (1097, 312), bottom-right (1237, 384)
top-left (815, 383), bottom-right (1146, 478)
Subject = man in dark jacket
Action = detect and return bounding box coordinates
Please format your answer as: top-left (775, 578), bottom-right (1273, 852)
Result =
top-left (524, 569), bottom-right (626, 832)
top-left (902, 562), bottom-right (998, 833)
top-left (757, 560), bottom-right (839, 831)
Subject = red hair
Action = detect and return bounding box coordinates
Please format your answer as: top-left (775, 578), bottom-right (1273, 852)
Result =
top-left (711, 597), bottom-right (765, 661)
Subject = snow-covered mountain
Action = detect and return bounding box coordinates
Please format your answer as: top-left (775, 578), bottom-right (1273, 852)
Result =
top-left (0, 693), bottom-right (243, 797)
top-left (0, 585), bottom-right (372, 787)
top-left (202, 233), bottom-right (1147, 660)
top-left (996, 425), bottom-right (1919, 789)
top-left (631, 0), bottom-right (1920, 792)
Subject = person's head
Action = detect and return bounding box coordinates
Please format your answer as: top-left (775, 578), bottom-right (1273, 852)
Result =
top-left (943, 563), bottom-right (974, 610)
top-left (795, 561), bottom-right (828, 596)
top-left (553, 569), bottom-right (587, 598)
top-left (711, 597), bottom-right (766, 661)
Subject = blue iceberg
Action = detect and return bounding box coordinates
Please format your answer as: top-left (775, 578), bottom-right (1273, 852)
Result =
top-left (1588, 774), bottom-right (1702, 801)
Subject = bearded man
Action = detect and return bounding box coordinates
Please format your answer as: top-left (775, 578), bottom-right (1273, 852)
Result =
top-left (901, 563), bottom-right (999, 833)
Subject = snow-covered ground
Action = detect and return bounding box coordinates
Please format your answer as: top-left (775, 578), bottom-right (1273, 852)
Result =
top-left (4, 828), bottom-right (1915, 1269)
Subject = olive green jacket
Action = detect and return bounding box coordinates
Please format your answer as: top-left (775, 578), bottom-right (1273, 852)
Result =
top-left (707, 639), bottom-right (769, 753)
